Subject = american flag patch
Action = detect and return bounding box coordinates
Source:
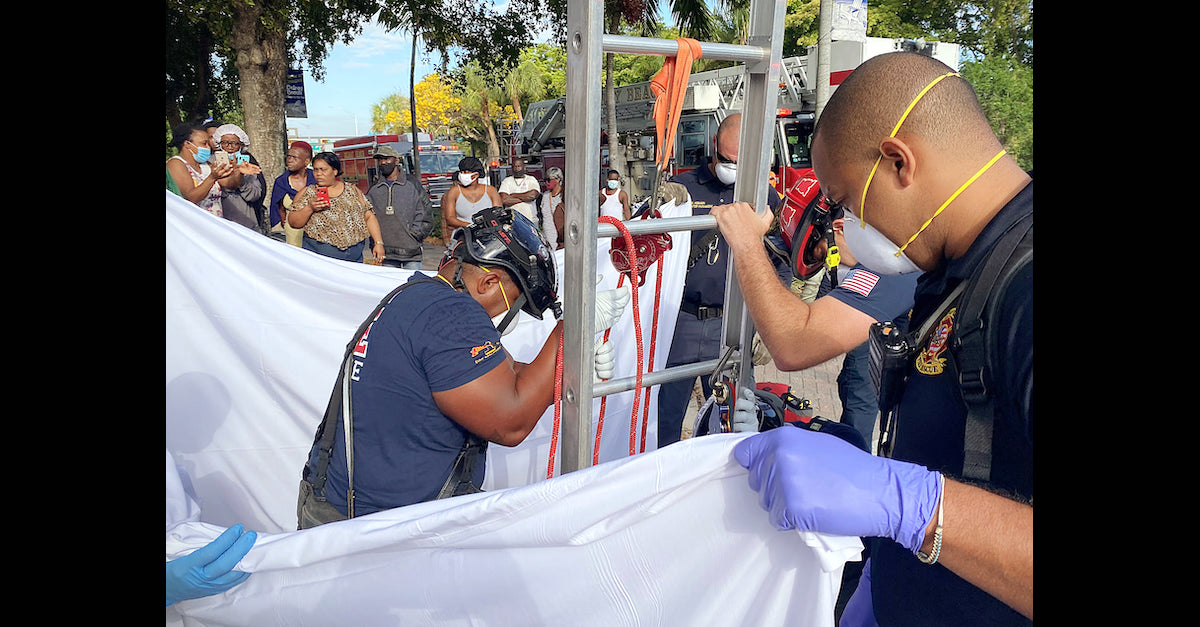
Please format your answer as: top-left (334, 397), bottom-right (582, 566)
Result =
top-left (842, 269), bottom-right (880, 297)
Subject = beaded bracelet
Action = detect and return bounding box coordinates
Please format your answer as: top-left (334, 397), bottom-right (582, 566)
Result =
top-left (917, 473), bottom-right (945, 565)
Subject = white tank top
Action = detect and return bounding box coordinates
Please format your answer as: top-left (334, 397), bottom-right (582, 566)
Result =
top-left (170, 155), bottom-right (222, 217)
top-left (455, 186), bottom-right (494, 224)
top-left (600, 189), bottom-right (624, 220)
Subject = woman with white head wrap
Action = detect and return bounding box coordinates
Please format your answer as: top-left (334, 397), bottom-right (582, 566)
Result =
top-left (213, 123), bottom-right (267, 231)
top-left (539, 166), bottom-right (565, 249)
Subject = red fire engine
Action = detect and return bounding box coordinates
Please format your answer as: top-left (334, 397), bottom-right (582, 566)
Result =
top-left (332, 133), bottom-right (467, 210)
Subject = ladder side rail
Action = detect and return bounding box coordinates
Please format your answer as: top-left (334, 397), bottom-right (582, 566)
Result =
top-left (558, 0), bottom-right (785, 475)
top-left (720, 0), bottom-right (789, 398)
top-left (561, 0), bottom-right (606, 475)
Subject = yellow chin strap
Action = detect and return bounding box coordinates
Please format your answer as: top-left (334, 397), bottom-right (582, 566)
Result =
top-left (894, 148), bottom-right (1007, 255)
top-left (479, 265), bottom-right (512, 311)
top-left (859, 71), bottom-right (960, 230)
top-left (854, 70), bottom-right (1009, 256)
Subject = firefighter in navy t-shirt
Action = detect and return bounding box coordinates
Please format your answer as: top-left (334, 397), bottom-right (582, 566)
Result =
top-left (716, 52), bottom-right (1034, 625)
top-left (298, 207), bottom-right (629, 527)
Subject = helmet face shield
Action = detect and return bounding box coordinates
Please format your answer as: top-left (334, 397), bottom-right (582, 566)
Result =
top-left (445, 206), bottom-right (560, 319)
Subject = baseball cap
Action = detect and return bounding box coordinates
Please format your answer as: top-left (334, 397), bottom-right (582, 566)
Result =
top-left (373, 145), bottom-right (402, 159)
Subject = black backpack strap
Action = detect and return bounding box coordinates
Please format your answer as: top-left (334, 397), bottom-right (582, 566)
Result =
top-left (435, 433), bottom-right (488, 499)
top-left (687, 230), bottom-right (719, 269)
top-left (952, 212), bottom-right (1033, 482)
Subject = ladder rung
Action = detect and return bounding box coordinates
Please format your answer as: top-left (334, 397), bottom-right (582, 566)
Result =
top-left (602, 34), bottom-right (769, 65)
top-left (596, 215), bottom-right (716, 239)
top-left (592, 359), bottom-right (726, 398)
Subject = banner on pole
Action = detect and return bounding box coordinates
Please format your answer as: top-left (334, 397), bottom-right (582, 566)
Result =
top-left (286, 69), bottom-right (308, 118)
top-left (831, 0), bottom-right (868, 43)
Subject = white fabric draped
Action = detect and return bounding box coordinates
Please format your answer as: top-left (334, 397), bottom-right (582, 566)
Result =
top-left (165, 191), bottom-right (859, 625)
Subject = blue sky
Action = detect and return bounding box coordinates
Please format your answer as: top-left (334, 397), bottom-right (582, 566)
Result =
top-left (286, 18), bottom-right (445, 141)
top-left (285, 3), bottom-right (676, 141)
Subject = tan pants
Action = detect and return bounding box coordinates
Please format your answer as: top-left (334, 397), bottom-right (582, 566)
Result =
top-left (278, 198), bottom-right (305, 247)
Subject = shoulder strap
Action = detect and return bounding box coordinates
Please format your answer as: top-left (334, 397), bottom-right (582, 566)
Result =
top-left (687, 230), bottom-right (719, 268)
top-left (952, 211), bottom-right (1033, 482)
top-left (304, 278), bottom-right (439, 499)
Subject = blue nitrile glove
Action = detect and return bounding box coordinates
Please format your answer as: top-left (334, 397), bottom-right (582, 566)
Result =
top-left (732, 427), bottom-right (942, 554)
top-left (731, 387), bottom-right (760, 433)
top-left (166, 523), bottom-right (257, 606)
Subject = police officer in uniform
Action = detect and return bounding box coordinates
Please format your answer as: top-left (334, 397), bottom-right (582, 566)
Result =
top-left (656, 113), bottom-right (789, 448)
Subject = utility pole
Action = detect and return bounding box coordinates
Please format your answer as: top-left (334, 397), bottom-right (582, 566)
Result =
top-left (816, 0), bottom-right (832, 121)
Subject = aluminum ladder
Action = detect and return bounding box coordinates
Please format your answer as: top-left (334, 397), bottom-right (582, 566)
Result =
top-left (557, 0), bottom-right (788, 474)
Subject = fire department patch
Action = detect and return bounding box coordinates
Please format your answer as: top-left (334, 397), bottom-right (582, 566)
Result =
top-left (915, 307), bottom-right (956, 376)
top-left (470, 340), bottom-right (501, 364)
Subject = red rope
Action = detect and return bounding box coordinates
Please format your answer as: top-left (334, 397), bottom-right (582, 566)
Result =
top-left (598, 216), bottom-right (644, 457)
top-left (547, 339), bottom-right (564, 479)
top-left (550, 216), bottom-right (649, 476)
top-left (638, 257), bottom-right (665, 453)
top-left (593, 272), bottom-right (625, 465)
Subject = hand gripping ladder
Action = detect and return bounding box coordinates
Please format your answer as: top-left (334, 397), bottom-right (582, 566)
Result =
top-left (555, 0), bottom-right (788, 474)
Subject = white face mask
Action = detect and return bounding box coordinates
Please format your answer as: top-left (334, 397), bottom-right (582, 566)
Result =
top-left (714, 162), bottom-right (737, 186)
top-left (841, 211), bottom-right (921, 274)
top-left (458, 172), bottom-right (477, 186)
top-left (491, 310), bottom-right (518, 336)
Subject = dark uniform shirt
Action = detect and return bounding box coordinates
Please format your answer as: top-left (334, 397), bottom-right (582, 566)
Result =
top-left (308, 273), bottom-right (506, 516)
top-left (872, 181), bottom-right (1033, 626)
top-left (671, 165), bottom-right (788, 310)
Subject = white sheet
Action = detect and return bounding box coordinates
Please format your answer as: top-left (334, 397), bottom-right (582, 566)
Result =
top-left (165, 191), bottom-right (860, 626)
top-left (167, 433), bottom-right (860, 626)
top-left (166, 189), bottom-right (689, 534)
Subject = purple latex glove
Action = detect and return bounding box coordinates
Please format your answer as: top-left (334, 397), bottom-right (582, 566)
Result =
top-left (732, 427), bottom-right (942, 554)
top-left (839, 559), bottom-right (879, 627)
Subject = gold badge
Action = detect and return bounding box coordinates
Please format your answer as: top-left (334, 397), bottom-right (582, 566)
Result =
top-left (915, 307), bottom-right (955, 376)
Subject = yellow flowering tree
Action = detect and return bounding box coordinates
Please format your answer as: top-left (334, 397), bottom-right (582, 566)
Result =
top-left (372, 73), bottom-right (465, 138)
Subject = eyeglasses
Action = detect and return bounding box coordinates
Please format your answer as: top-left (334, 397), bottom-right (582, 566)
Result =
top-left (219, 140), bottom-right (244, 149)
top-left (716, 152), bottom-right (737, 164)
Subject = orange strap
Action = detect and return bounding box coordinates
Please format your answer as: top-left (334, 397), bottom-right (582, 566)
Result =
top-left (649, 38), bottom-right (703, 169)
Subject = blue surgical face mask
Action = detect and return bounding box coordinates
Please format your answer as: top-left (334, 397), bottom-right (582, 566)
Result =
top-left (607, 180), bottom-right (619, 190)
top-left (191, 142), bottom-right (211, 164)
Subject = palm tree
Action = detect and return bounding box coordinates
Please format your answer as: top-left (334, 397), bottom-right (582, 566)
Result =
top-left (602, 0), bottom-right (716, 187)
top-left (503, 56), bottom-right (547, 125)
top-left (460, 62), bottom-right (505, 160)
top-left (377, 0), bottom-right (456, 180)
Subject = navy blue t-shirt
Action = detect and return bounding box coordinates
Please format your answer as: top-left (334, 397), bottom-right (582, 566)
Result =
top-left (826, 264), bottom-right (919, 324)
top-left (871, 181), bottom-right (1034, 626)
top-left (672, 166), bottom-right (787, 308)
top-left (314, 273), bottom-right (508, 516)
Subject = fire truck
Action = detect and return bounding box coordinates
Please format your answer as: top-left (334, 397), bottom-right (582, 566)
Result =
top-left (331, 133), bottom-right (467, 210)
top-left (509, 37), bottom-right (959, 203)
